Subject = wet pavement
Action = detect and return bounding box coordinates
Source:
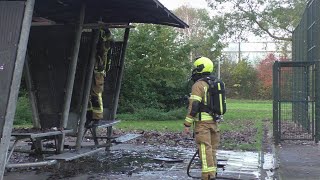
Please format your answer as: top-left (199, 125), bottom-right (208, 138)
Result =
top-left (4, 143), bottom-right (275, 180)
top-left (275, 143), bottom-right (320, 180)
top-left (106, 144), bottom-right (275, 180)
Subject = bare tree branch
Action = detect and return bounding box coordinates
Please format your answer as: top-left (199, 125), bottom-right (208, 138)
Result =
top-left (238, 5), bottom-right (292, 41)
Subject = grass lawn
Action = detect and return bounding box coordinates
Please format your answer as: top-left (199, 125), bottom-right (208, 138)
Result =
top-left (13, 97), bottom-right (272, 151)
top-left (117, 99), bottom-right (272, 131)
top-left (117, 99), bottom-right (273, 151)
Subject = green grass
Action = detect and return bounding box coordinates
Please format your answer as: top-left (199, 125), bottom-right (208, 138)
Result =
top-left (117, 99), bottom-right (272, 131)
top-left (224, 99), bottom-right (272, 120)
top-left (223, 99), bottom-right (271, 151)
top-left (14, 96), bottom-right (272, 151)
top-left (14, 95), bottom-right (33, 125)
top-left (117, 99), bottom-right (273, 151)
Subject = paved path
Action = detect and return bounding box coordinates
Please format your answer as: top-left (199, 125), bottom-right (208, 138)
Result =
top-left (276, 143), bottom-right (320, 180)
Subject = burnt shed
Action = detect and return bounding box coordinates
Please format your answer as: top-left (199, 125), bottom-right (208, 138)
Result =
top-left (0, 0), bottom-right (187, 178)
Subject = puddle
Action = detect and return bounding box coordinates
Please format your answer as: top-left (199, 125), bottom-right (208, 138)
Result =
top-left (4, 144), bottom-right (275, 180)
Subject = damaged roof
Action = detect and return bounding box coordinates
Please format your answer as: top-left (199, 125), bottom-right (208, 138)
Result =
top-left (32, 0), bottom-right (188, 28)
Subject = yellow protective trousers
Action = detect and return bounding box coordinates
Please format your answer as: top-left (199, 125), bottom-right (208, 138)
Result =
top-left (195, 121), bottom-right (220, 180)
top-left (87, 29), bottom-right (112, 120)
top-left (87, 70), bottom-right (104, 120)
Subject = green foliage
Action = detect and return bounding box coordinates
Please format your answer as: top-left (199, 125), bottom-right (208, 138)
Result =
top-left (206, 0), bottom-right (307, 41)
top-left (221, 59), bottom-right (260, 99)
top-left (119, 24), bottom-right (191, 112)
top-left (117, 9), bottom-right (229, 113)
top-left (174, 6), bottom-right (227, 61)
top-left (14, 94), bottom-right (32, 125)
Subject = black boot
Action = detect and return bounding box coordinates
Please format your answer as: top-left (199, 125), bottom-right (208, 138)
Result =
top-left (208, 174), bottom-right (216, 180)
top-left (91, 119), bottom-right (101, 127)
top-left (85, 111), bottom-right (93, 128)
top-left (85, 120), bottom-right (93, 128)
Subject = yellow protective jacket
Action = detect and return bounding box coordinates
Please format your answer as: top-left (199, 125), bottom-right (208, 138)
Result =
top-left (184, 80), bottom-right (213, 127)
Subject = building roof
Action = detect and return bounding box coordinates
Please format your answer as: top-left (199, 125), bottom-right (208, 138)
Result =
top-left (32, 0), bottom-right (188, 28)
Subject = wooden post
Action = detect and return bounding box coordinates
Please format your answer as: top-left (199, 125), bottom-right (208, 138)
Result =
top-left (24, 55), bottom-right (40, 128)
top-left (58, 2), bottom-right (85, 153)
top-left (107, 28), bottom-right (130, 139)
top-left (76, 30), bottom-right (100, 150)
top-left (61, 3), bottom-right (86, 129)
top-left (0, 0), bottom-right (34, 179)
top-left (109, 28), bottom-right (130, 120)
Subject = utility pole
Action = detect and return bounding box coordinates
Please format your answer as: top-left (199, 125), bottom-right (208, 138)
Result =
top-left (238, 42), bottom-right (241, 62)
top-left (217, 57), bottom-right (221, 79)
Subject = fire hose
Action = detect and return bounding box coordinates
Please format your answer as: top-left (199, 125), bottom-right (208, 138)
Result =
top-left (186, 149), bottom-right (243, 180)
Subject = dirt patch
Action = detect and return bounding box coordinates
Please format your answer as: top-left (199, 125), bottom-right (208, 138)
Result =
top-left (111, 120), bottom-right (266, 152)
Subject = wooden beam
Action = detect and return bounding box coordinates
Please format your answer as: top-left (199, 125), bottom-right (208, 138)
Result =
top-left (83, 23), bottom-right (135, 29)
top-left (61, 3), bottom-right (86, 129)
top-left (0, 0), bottom-right (35, 179)
top-left (75, 29), bottom-right (100, 150)
top-left (60, 2), bottom-right (86, 153)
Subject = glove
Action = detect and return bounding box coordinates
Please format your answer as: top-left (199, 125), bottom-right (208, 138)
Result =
top-left (183, 126), bottom-right (191, 135)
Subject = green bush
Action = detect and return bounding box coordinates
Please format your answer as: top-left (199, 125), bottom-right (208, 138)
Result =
top-left (14, 95), bottom-right (32, 125)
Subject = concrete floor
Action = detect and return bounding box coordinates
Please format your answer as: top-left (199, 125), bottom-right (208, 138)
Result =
top-left (4, 143), bottom-right (275, 180)
top-left (275, 143), bottom-right (320, 180)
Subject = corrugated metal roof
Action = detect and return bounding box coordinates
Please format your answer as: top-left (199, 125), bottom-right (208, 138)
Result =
top-left (32, 0), bottom-right (188, 28)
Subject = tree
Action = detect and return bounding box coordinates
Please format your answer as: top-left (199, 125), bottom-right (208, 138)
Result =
top-left (119, 24), bottom-right (191, 112)
top-left (256, 53), bottom-right (289, 99)
top-left (256, 53), bottom-right (276, 98)
top-left (174, 6), bottom-right (226, 62)
top-left (221, 59), bottom-right (259, 98)
top-left (206, 0), bottom-right (307, 41)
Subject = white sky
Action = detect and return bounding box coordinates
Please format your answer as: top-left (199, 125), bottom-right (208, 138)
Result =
top-left (158, 0), bottom-right (285, 62)
top-left (159, 0), bottom-right (208, 10)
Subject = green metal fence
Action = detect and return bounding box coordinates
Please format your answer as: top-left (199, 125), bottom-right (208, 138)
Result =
top-left (273, 0), bottom-right (320, 144)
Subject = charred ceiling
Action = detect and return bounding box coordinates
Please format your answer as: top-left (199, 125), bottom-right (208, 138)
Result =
top-left (30, 0), bottom-right (188, 28)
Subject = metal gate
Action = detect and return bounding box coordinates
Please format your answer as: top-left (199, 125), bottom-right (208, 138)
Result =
top-left (273, 61), bottom-right (320, 144)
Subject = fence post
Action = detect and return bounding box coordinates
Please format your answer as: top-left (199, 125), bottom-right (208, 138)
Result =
top-left (273, 61), bottom-right (280, 145)
top-left (315, 62), bottom-right (320, 143)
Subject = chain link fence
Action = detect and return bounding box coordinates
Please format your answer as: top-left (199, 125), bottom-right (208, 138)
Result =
top-left (273, 0), bottom-right (320, 144)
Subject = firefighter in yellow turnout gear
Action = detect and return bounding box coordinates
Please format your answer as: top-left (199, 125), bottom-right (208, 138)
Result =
top-left (184, 57), bottom-right (220, 180)
top-left (86, 28), bottom-right (113, 127)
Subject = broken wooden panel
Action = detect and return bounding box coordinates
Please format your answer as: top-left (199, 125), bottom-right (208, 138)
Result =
top-left (0, 1), bottom-right (25, 136)
top-left (45, 147), bottom-right (104, 161)
top-left (103, 41), bottom-right (124, 120)
top-left (27, 26), bottom-right (74, 128)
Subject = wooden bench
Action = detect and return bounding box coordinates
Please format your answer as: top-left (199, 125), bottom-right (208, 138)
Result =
top-left (46, 147), bottom-right (104, 161)
top-left (84, 120), bottom-right (120, 146)
top-left (6, 129), bottom-right (73, 169)
top-left (83, 120), bottom-right (142, 146)
top-left (11, 129), bottom-right (74, 155)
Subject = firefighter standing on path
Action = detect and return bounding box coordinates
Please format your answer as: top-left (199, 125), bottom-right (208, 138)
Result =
top-left (184, 57), bottom-right (220, 180)
top-left (86, 28), bottom-right (113, 128)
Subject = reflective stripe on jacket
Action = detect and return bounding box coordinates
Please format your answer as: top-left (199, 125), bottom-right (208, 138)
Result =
top-left (184, 80), bottom-right (213, 127)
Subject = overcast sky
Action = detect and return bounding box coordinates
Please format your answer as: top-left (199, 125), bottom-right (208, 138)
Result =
top-left (159, 0), bottom-right (208, 10)
top-left (158, 0), bottom-right (281, 62)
